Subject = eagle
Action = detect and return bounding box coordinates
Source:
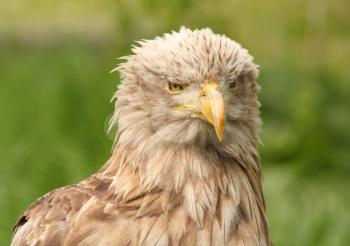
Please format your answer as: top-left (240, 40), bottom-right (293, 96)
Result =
top-left (11, 27), bottom-right (271, 246)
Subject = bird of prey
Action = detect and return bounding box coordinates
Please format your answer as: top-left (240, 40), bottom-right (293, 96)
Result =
top-left (12, 27), bottom-right (271, 246)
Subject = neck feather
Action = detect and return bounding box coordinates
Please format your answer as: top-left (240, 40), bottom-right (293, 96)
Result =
top-left (95, 131), bottom-right (268, 243)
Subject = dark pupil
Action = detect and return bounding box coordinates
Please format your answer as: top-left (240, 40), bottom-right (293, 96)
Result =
top-left (171, 83), bottom-right (182, 90)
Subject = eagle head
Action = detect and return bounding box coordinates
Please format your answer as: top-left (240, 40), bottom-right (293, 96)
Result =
top-left (112, 27), bottom-right (261, 151)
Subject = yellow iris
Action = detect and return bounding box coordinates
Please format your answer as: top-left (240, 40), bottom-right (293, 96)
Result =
top-left (167, 82), bottom-right (184, 93)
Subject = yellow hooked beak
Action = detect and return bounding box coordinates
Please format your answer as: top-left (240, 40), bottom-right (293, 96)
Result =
top-left (176, 82), bottom-right (225, 141)
top-left (199, 83), bottom-right (225, 141)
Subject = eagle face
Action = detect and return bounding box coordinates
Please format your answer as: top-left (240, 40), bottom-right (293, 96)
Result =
top-left (114, 27), bottom-right (261, 150)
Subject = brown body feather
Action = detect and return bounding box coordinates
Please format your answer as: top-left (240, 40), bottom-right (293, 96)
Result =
top-left (12, 27), bottom-right (271, 245)
top-left (12, 146), bottom-right (269, 246)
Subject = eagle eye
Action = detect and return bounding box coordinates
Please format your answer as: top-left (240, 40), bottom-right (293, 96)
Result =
top-left (229, 81), bottom-right (237, 90)
top-left (167, 82), bottom-right (185, 94)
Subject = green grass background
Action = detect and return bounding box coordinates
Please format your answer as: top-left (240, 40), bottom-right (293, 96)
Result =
top-left (1, 0), bottom-right (350, 245)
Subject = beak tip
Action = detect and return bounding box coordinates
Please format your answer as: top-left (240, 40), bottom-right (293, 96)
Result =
top-left (215, 119), bottom-right (225, 142)
top-left (216, 129), bottom-right (224, 142)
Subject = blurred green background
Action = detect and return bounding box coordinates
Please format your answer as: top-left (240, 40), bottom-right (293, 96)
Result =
top-left (1, 0), bottom-right (349, 245)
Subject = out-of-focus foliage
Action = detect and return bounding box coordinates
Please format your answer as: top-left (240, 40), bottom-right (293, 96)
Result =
top-left (0, 0), bottom-right (349, 245)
